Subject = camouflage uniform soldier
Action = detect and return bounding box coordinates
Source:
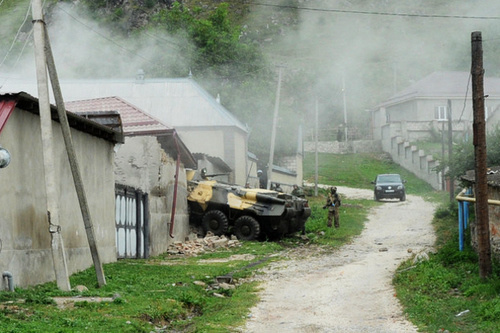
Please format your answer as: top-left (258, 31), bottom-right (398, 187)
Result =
top-left (323, 186), bottom-right (341, 228)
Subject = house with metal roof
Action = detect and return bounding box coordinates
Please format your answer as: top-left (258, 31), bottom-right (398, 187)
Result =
top-left (367, 71), bottom-right (500, 191)
top-left (66, 96), bottom-right (197, 258)
top-left (1, 74), bottom-right (250, 185)
top-left (0, 92), bottom-right (122, 287)
top-left (371, 71), bottom-right (500, 143)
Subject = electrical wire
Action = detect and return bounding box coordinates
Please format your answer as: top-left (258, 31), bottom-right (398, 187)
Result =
top-left (458, 72), bottom-right (472, 123)
top-left (53, 3), bottom-right (270, 81)
top-left (245, 1), bottom-right (500, 20)
top-left (54, 4), bottom-right (156, 63)
top-left (0, 0), bottom-right (32, 70)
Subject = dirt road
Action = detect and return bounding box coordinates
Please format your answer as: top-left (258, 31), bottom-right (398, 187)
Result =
top-left (241, 186), bottom-right (436, 333)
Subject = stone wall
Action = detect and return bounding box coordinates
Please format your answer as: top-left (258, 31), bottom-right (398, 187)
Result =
top-left (304, 140), bottom-right (382, 154)
top-left (114, 136), bottom-right (190, 257)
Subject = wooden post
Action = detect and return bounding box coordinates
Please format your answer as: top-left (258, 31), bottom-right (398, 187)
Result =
top-left (43, 25), bottom-right (106, 287)
top-left (31, 0), bottom-right (71, 291)
top-left (471, 31), bottom-right (492, 279)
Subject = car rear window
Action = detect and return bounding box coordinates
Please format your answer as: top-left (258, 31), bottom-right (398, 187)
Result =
top-left (377, 175), bottom-right (401, 183)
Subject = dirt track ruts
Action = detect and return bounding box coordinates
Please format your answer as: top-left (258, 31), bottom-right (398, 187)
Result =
top-left (240, 186), bottom-right (436, 333)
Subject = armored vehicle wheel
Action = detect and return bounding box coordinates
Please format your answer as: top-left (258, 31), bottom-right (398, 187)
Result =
top-left (234, 215), bottom-right (260, 241)
top-left (202, 210), bottom-right (229, 236)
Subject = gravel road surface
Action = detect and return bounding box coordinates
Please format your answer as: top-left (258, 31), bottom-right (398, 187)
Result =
top-left (241, 186), bottom-right (436, 333)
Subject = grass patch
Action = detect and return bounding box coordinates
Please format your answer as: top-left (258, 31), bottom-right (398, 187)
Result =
top-left (394, 203), bottom-right (500, 333)
top-left (304, 152), bottom-right (439, 200)
top-left (0, 194), bottom-right (373, 332)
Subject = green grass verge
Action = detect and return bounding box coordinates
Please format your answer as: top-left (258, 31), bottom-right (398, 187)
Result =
top-left (303, 152), bottom-right (437, 198)
top-left (4, 151), bottom-right (496, 332)
top-left (0, 194), bottom-right (373, 333)
top-left (394, 204), bottom-right (500, 332)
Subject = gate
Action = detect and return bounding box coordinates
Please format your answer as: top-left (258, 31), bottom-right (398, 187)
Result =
top-left (115, 184), bottom-right (149, 259)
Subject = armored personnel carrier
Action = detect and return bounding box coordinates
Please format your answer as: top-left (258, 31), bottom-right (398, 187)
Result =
top-left (187, 180), bottom-right (311, 240)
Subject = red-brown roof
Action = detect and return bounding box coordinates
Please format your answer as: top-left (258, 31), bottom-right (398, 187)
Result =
top-left (66, 96), bottom-right (171, 135)
top-left (66, 96), bottom-right (197, 169)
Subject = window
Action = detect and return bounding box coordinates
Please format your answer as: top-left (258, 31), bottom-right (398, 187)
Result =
top-left (435, 106), bottom-right (447, 121)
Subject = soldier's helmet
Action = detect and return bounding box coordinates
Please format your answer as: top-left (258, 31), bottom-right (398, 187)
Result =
top-left (330, 186), bottom-right (337, 193)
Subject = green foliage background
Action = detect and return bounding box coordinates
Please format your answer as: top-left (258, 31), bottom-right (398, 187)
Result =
top-left (3, 0), bottom-right (500, 161)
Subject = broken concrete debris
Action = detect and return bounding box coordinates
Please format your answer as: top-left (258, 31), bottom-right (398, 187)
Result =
top-left (166, 232), bottom-right (241, 256)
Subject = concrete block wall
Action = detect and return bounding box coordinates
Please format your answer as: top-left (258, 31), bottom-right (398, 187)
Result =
top-left (304, 140), bottom-right (382, 154)
top-left (389, 136), bottom-right (442, 190)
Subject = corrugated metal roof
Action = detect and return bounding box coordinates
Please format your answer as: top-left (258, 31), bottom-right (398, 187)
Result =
top-left (66, 96), bottom-right (171, 135)
top-left (377, 71), bottom-right (500, 108)
top-left (1, 77), bottom-right (248, 133)
top-left (461, 166), bottom-right (500, 188)
top-left (192, 153), bottom-right (232, 173)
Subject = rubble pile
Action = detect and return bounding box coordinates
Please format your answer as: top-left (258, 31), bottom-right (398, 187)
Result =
top-left (167, 232), bottom-right (241, 256)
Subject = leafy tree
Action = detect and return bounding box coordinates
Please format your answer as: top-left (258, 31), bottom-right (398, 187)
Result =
top-left (438, 127), bottom-right (500, 183)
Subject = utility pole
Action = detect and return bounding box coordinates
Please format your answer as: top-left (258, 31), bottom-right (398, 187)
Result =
top-left (471, 31), bottom-right (492, 279)
top-left (342, 75), bottom-right (348, 142)
top-left (447, 99), bottom-right (454, 202)
top-left (267, 66), bottom-right (282, 190)
top-left (314, 98), bottom-right (319, 196)
top-left (32, 0), bottom-right (106, 287)
top-left (43, 25), bottom-right (106, 287)
top-left (32, 0), bottom-right (70, 291)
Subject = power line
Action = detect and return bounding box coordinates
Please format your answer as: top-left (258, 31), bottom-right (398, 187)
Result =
top-left (54, 4), bottom-right (158, 63)
top-left (246, 1), bottom-right (500, 20)
top-left (0, 0), bottom-right (32, 69)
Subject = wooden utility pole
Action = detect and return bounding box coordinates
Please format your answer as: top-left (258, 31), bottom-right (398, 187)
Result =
top-left (267, 66), bottom-right (282, 190)
top-left (32, 0), bottom-right (70, 291)
top-left (447, 99), bottom-right (454, 202)
top-left (471, 31), bottom-right (492, 279)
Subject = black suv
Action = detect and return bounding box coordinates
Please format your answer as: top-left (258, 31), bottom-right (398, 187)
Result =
top-left (372, 174), bottom-right (406, 201)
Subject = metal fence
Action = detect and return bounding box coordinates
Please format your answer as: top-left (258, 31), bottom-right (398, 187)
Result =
top-left (115, 184), bottom-right (149, 259)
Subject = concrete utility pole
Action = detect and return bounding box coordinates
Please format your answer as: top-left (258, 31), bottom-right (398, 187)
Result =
top-left (32, 0), bottom-right (70, 291)
top-left (314, 98), bottom-right (319, 196)
top-left (32, 0), bottom-right (106, 287)
top-left (471, 31), bottom-right (492, 279)
top-left (43, 25), bottom-right (106, 287)
top-left (342, 75), bottom-right (348, 142)
top-left (447, 99), bottom-right (454, 202)
top-left (267, 66), bottom-right (282, 190)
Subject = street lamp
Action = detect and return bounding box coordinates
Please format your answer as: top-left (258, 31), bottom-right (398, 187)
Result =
top-left (0, 145), bottom-right (11, 168)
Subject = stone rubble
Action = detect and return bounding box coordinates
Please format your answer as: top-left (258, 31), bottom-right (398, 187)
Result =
top-left (166, 232), bottom-right (241, 256)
